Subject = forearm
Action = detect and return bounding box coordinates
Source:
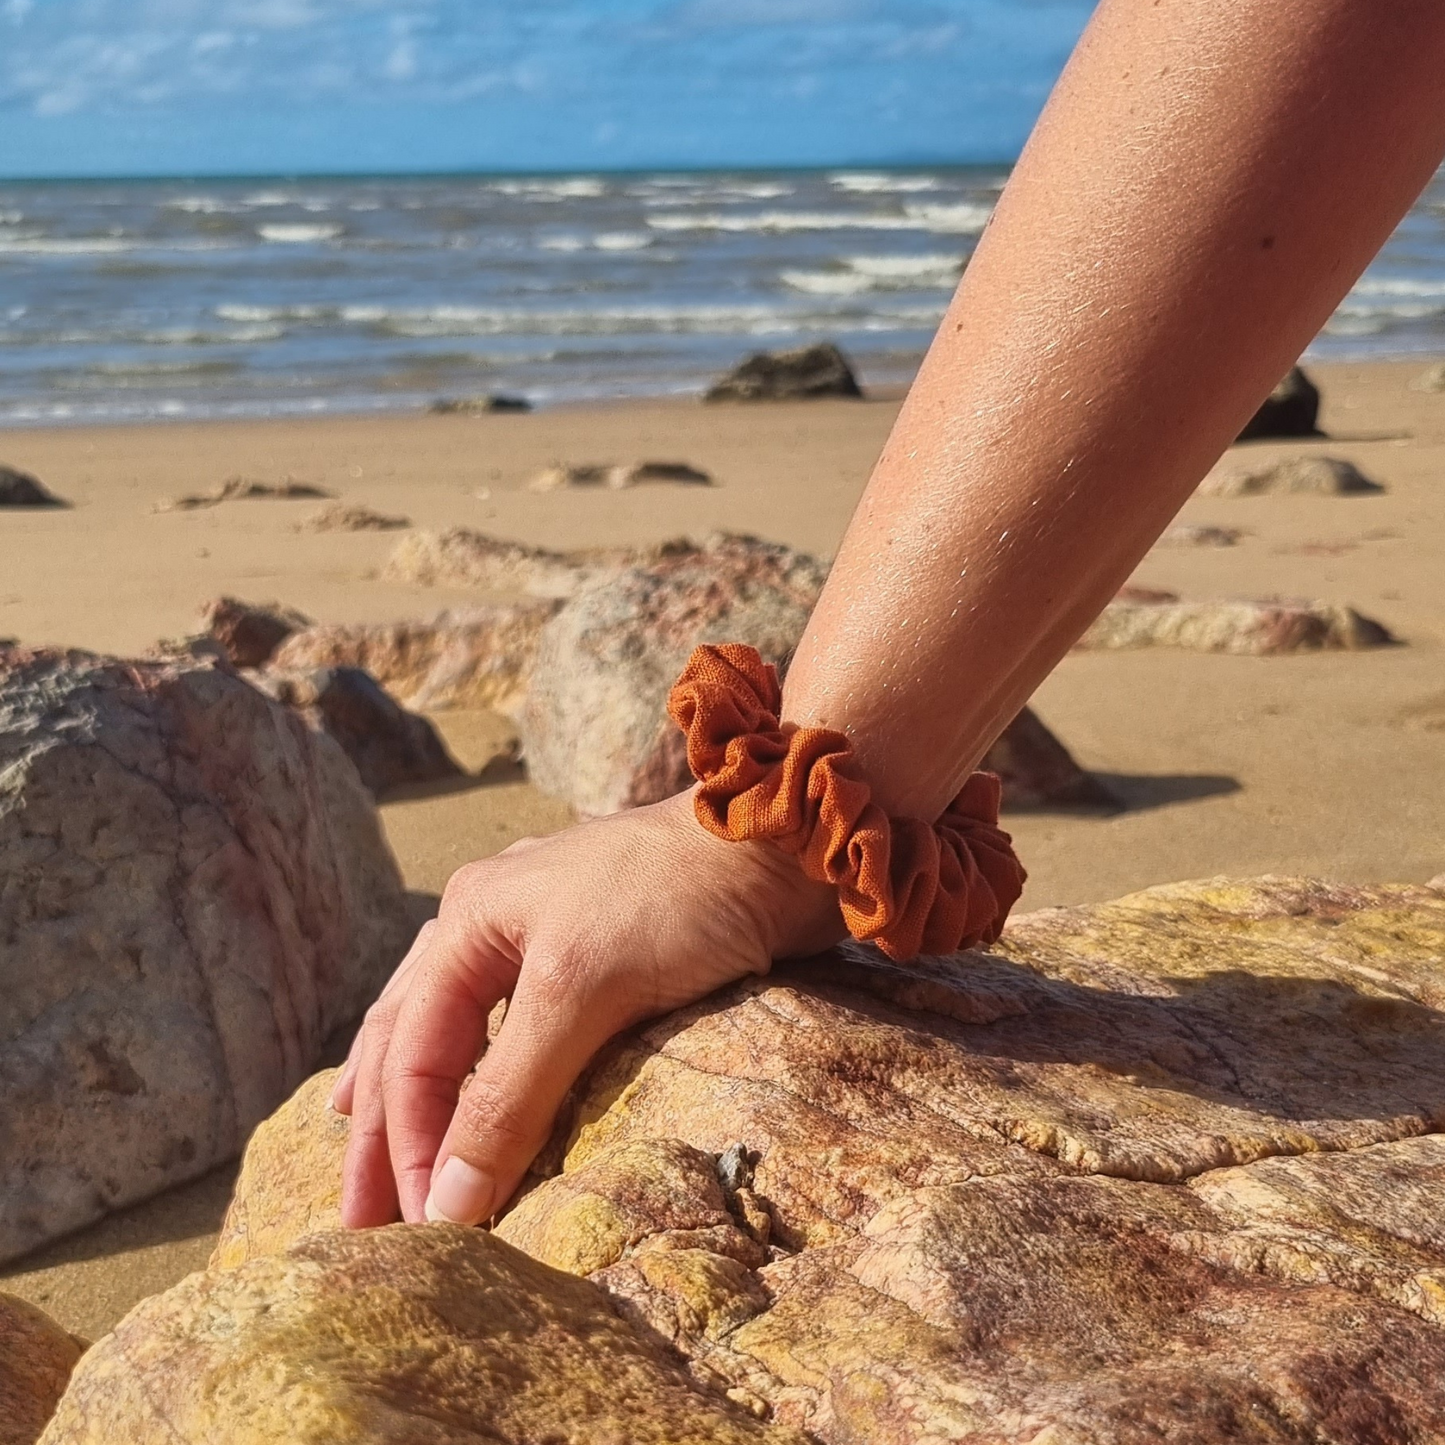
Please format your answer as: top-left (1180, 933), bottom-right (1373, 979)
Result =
top-left (783, 0), bottom-right (1445, 819)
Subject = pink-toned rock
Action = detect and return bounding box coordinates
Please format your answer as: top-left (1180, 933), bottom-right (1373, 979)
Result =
top-left (0, 1294), bottom-right (84, 1445)
top-left (0, 645), bottom-right (411, 1264)
top-left (257, 666), bottom-right (462, 797)
top-left (271, 599), bottom-right (560, 715)
top-left (197, 596), bottom-right (311, 668)
top-left (163, 876), bottom-right (1445, 1442)
top-left (1079, 595), bottom-right (1395, 654)
top-left (519, 534), bottom-right (1105, 816)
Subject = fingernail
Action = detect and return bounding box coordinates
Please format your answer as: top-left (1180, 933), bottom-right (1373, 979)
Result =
top-left (425, 1157), bottom-right (494, 1225)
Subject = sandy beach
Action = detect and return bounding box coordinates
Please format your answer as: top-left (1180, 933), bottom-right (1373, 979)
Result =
top-left (3, 355), bottom-right (1443, 1338)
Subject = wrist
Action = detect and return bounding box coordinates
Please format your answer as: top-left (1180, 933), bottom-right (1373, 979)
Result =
top-left (657, 788), bottom-right (845, 960)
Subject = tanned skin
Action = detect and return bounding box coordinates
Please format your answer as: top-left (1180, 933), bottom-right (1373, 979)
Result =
top-left (335, 0), bottom-right (1445, 1230)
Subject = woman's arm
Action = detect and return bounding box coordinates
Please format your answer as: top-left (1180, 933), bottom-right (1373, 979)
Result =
top-left (336, 0), bottom-right (1445, 1231)
top-left (785, 0), bottom-right (1445, 816)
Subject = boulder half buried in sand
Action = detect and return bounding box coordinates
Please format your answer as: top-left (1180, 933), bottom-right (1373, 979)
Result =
top-left (152, 477), bottom-right (333, 513)
top-left (95, 876), bottom-right (1445, 1444)
top-left (1200, 455), bottom-right (1383, 497)
top-left (0, 466), bottom-right (65, 509)
top-left (705, 343), bottom-right (863, 402)
top-left (519, 533), bottom-right (1105, 816)
top-left (1, 1294), bottom-right (84, 1445)
top-left (0, 645), bottom-right (411, 1264)
top-left (1236, 365), bottom-right (1322, 440)
top-left (271, 599), bottom-right (561, 714)
top-left (258, 665), bottom-right (463, 798)
top-left (531, 460), bottom-right (712, 492)
top-left (1079, 593), bottom-right (1395, 654)
top-left (197, 595), bottom-right (311, 669)
top-left (298, 502), bottom-right (410, 532)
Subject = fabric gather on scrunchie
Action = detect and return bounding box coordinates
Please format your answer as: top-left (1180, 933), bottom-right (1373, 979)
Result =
top-left (666, 642), bottom-right (1026, 961)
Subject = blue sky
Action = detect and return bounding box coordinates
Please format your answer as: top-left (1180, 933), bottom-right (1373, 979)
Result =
top-left (0, 0), bottom-right (1094, 178)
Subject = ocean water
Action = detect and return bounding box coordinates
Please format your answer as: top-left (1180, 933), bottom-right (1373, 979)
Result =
top-left (0, 167), bottom-right (1442, 427)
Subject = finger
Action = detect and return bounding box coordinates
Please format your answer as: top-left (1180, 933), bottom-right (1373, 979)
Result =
top-left (424, 955), bottom-right (621, 1227)
top-left (339, 986), bottom-right (404, 1228)
top-left (332, 920), bottom-right (437, 1116)
top-left (380, 907), bottom-right (523, 1222)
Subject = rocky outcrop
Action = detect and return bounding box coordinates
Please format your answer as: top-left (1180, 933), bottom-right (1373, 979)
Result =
top-left (1, 1294), bottom-right (84, 1445)
top-left (152, 477), bottom-right (332, 513)
top-left (1080, 593), bottom-right (1395, 653)
top-left (429, 393), bottom-right (532, 414)
top-left (271, 600), bottom-right (560, 714)
top-left (519, 534), bottom-right (1104, 816)
top-left (0, 466), bottom-right (65, 509)
top-left (197, 596), bottom-right (311, 669)
top-left (256, 667), bottom-right (462, 797)
top-left (85, 876), bottom-right (1445, 1443)
top-left (1200, 455), bottom-right (1383, 497)
top-left (531, 461), bottom-right (712, 492)
top-left (298, 502), bottom-right (410, 532)
top-left (384, 527), bottom-right (639, 598)
top-left (41, 1226), bottom-right (807, 1445)
top-left (705, 344), bottom-right (863, 403)
top-left (0, 646), bottom-right (411, 1264)
top-left (1236, 365), bottom-right (1322, 440)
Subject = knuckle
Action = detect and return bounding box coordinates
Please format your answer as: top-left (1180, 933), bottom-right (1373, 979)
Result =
top-left (452, 1076), bottom-right (537, 1155)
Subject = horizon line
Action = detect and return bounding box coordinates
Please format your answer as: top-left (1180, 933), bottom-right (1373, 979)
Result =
top-left (0, 157), bottom-right (1019, 186)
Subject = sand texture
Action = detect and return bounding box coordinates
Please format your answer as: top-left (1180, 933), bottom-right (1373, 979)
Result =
top-left (1, 358), bottom-right (1443, 1334)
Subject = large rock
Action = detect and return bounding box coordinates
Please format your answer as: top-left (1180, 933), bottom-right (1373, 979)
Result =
top-left (257, 667), bottom-right (463, 798)
top-left (0, 466), bottom-right (65, 509)
top-left (122, 876), bottom-right (1445, 1442)
top-left (1236, 366), bottom-right (1321, 440)
top-left (519, 533), bottom-right (1104, 816)
top-left (705, 344), bottom-right (863, 403)
top-left (1079, 593), bottom-right (1394, 653)
top-left (41, 1227), bottom-right (807, 1445)
top-left (520, 534), bottom-right (826, 816)
top-left (0, 647), bottom-right (411, 1263)
top-left (1200, 455), bottom-right (1383, 498)
top-left (271, 600), bottom-right (560, 714)
top-left (1, 1294), bottom-right (84, 1445)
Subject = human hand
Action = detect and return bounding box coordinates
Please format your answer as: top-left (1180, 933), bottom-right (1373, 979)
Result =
top-left (331, 788), bottom-right (842, 1228)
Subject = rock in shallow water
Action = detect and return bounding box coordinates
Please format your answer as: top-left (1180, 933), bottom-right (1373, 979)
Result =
top-left (705, 343), bottom-right (863, 403)
top-left (0, 646), bottom-right (411, 1264)
top-left (112, 875), bottom-right (1445, 1444)
top-left (0, 1293), bottom-right (84, 1445)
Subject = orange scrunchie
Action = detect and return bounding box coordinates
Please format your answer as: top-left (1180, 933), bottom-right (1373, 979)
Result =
top-left (666, 643), bottom-right (1026, 962)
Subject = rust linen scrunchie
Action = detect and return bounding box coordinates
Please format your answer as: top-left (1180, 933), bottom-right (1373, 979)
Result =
top-left (666, 642), bottom-right (1026, 962)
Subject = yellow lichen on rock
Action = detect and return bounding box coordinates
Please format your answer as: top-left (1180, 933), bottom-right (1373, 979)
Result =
top-left (211, 1067), bottom-right (348, 1270)
top-left (40, 1227), bottom-right (809, 1445)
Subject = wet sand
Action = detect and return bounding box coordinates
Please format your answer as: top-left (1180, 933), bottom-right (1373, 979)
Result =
top-left (2, 358), bottom-right (1443, 1336)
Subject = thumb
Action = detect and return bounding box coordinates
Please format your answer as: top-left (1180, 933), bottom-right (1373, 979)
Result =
top-left (424, 954), bottom-right (618, 1227)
